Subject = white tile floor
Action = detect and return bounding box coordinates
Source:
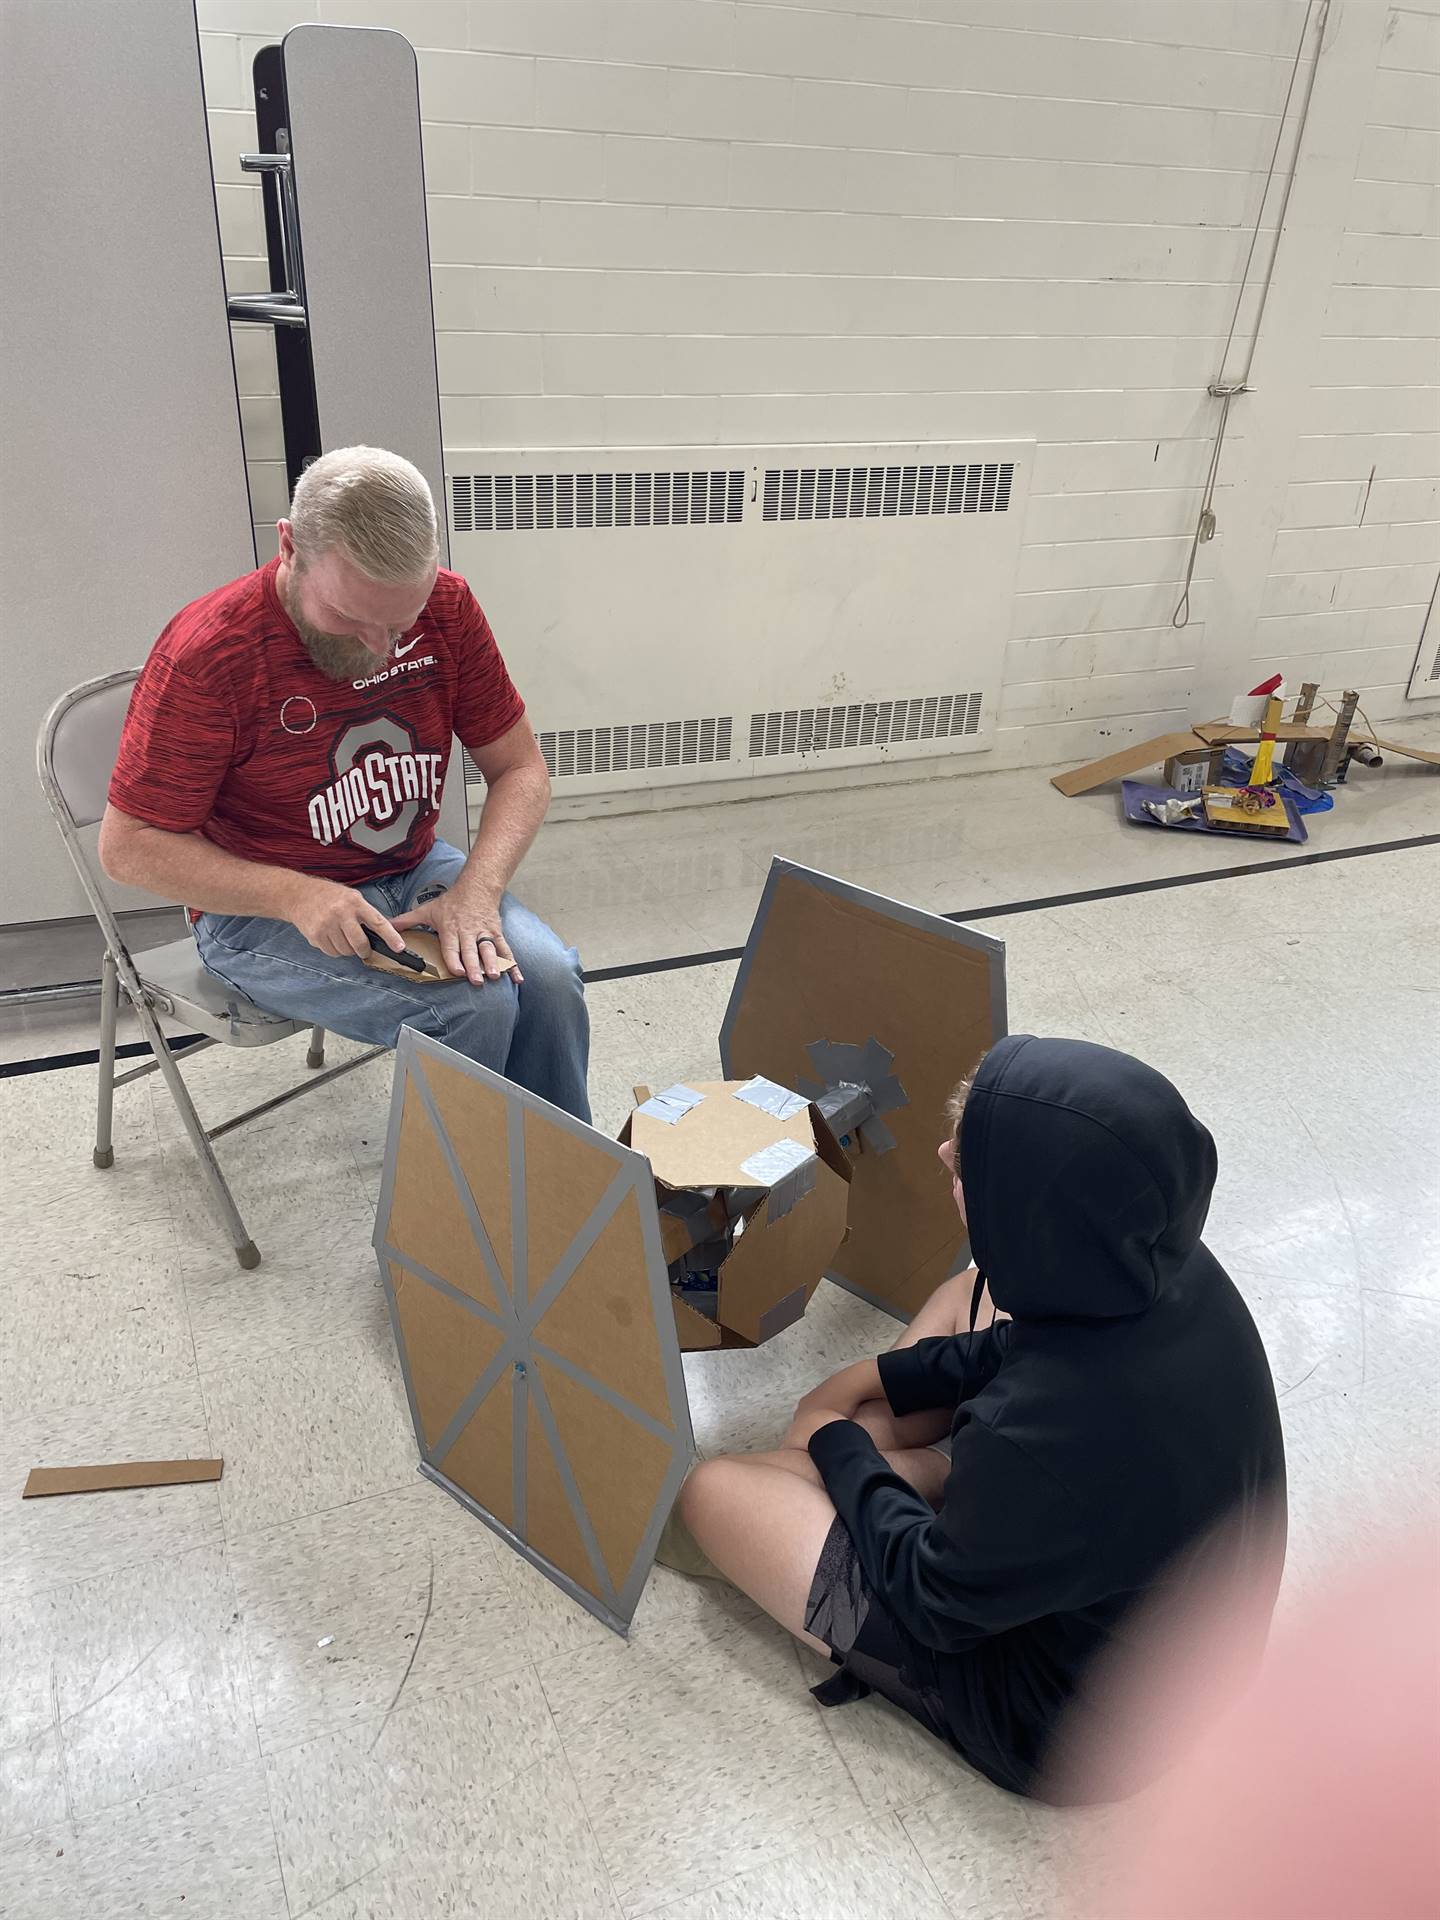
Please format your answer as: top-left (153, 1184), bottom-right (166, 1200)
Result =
top-left (2, 747), bottom-right (1438, 1919)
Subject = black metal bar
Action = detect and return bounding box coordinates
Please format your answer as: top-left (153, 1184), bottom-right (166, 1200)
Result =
top-left (251, 42), bottom-right (319, 494)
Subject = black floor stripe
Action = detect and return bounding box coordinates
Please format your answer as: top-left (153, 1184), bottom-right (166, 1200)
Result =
top-left (583, 830), bottom-right (1439, 983)
top-left (3, 829), bottom-right (1435, 1079)
top-left (0, 1034), bottom-right (207, 1080)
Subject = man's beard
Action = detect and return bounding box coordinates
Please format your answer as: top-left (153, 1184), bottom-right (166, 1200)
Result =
top-left (281, 570), bottom-right (399, 683)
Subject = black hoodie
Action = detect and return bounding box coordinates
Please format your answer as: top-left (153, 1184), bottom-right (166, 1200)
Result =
top-left (808, 1034), bottom-right (1286, 1801)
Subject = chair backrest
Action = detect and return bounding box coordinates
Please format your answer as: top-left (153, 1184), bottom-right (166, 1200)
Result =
top-left (35, 669), bottom-right (146, 953)
top-left (37, 669), bottom-right (139, 831)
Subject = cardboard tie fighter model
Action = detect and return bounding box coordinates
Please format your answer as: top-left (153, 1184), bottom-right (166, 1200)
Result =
top-left (373, 860), bottom-right (1006, 1632)
top-left (625, 1078), bottom-right (852, 1352)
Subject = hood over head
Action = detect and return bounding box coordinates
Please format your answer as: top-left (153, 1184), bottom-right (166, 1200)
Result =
top-left (961, 1035), bottom-right (1217, 1321)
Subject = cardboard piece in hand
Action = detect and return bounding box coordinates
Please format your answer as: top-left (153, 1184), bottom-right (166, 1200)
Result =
top-left (361, 927), bottom-right (455, 985)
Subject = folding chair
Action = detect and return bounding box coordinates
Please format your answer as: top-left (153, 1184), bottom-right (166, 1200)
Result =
top-left (37, 669), bottom-right (384, 1270)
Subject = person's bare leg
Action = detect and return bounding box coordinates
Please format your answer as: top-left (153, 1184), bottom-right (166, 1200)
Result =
top-left (678, 1444), bottom-right (948, 1649)
top-left (678, 1457), bottom-right (837, 1650)
top-left (852, 1400), bottom-right (951, 1451)
top-left (740, 1444), bottom-right (945, 1505)
top-left (890, 1269), bottom-right (982, 1350)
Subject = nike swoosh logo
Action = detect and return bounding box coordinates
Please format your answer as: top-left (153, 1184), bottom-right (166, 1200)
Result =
top-left (394, 637), bottom-right (421, 657)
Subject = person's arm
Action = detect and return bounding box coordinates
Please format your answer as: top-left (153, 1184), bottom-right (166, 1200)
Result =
top-left (101, 648), bottom-right (406, 960)
top-left (391, 717), bottom-right (550, 985)
top-left (98, 807), bottom-right (408, 959)
top-left (878, 1327), bottom-right (1010, 1416)
top-left (806, 1416), bottom-right (1088, 1653)
top-left (792, 1327), bottom-right (1009, 1440)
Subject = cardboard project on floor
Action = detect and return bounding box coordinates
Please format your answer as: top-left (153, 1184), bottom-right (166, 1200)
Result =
top-left (622, 1078), bottom-right (851, 1352)
top-left (373, 1029), bottom-right (694, 1635)
top-left (720, 861), bottom-right (1007, 1323)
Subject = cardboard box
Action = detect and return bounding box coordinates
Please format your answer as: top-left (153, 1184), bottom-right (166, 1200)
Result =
top-left (1163, 745), bottom-right (1225, 793)
top-left (621, 1077), bottom-right (851, 1351)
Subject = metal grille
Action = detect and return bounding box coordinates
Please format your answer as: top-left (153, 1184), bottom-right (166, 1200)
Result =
top-left (761, 461), bottom-right (1014, 522)
top-left (451, 470), bottom-right (745, 533)
top-left (748, 692), bottom-right (983, 758)
top-left (471, 716), bottom-right (735, 782)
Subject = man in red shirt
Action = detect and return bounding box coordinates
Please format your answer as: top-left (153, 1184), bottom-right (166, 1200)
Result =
top-left (100, 445), bottom-right (589, 1120)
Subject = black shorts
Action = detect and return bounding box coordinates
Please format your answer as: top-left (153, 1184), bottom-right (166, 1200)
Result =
top-left (804, 1515), bottom-right (951, 1744)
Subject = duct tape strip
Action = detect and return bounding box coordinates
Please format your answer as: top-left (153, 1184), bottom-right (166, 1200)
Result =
top-left (816, 1082), bottom-right (873, 1139)
top-left (637, 1083), bottom-right (705, 1125)
top-left (803, 1037), bottom-right (909, 1155)
top-left (739, 1138), bottom-right (817, 1221)
top-left (732, 1075), bottom-right (810, 1120)
top-left (757, 1284), bottom-right (809, 1344)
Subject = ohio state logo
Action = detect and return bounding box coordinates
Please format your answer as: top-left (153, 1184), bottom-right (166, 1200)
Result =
top-left (307, 714), bottom-right (443, 853)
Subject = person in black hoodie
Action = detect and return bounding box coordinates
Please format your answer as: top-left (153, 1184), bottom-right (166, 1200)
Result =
top-left (676, 1034), bottom-right (1287, 1803)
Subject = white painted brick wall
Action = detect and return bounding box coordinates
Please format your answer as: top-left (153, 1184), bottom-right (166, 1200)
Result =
top-left (1258, 1), bottom-right (1440, 719)
top-left (202, 0), bottom-right (1439, 752)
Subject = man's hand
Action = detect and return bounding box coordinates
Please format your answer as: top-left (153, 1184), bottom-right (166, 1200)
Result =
top-left (393, 887), bottom-right (523, 988)
top-left (286, 876), bottom-right (407, 961)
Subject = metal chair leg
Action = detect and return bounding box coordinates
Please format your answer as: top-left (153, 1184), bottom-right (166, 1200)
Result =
top-left (307, 1025), bottom-right (326, 1069)
top-left (136, 996), bottom-right (261, 1269)
top-left (93, 948), bottom-right (119, 1169)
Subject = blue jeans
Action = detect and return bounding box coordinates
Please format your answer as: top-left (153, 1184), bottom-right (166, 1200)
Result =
top-left (194, 840), bottom-right (591, 1121)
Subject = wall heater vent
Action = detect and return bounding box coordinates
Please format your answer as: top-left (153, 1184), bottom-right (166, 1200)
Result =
top-left (531, 716), bottom-right (734, 780)
top-left (450, 468), bottom-right (745, 533)
top-left (762, 461), bottom-right (1014, 523)
top-left (748, 691), bottom-right (983, 759)
top-left (449, 440), bottom-right (1031, 802)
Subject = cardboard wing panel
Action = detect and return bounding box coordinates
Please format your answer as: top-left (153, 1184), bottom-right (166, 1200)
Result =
top-left (436, 1366), bottom-right (515, 1530)
top-left (389, 1261), bottom-right (506, 1454)
top-left (524, 1391), bottom-right (597, 1598)
top-left (721, 862), bottom-right (1005, 1322)
top-left (375, 1030), bottom-right (693, 1636)
top-left (523, 1103), bottom-right (624, 1301)
top-left (386, 1078), bottom-right (501, 1314)
top-left (532, 1188), bottom-right (677, 1430)
top-left (537, 1358), bottom-right (676, 1596)
top-left (418, 1054), bottom-right (515, 1291)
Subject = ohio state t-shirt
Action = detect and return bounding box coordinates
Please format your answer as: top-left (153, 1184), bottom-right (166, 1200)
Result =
top-left (110, 558), bottom-right (525, 883)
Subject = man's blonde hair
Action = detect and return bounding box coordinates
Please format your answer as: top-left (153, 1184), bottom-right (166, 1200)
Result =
top-left (289, 446), bottom-right (439, 582)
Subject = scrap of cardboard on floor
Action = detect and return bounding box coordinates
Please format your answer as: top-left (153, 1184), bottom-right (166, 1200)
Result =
top-left (22, 1459), bottom-right (224, 1498)
top-left (1053, 723), bottom-right (1439, 796)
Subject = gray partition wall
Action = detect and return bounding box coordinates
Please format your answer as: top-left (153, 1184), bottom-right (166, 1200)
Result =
top-left (282, 26), bottom-right (449, 561)
top-left (1, 0), bottom-right (257, 925)
top-left (278, 25), bottom-right (465, 851)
